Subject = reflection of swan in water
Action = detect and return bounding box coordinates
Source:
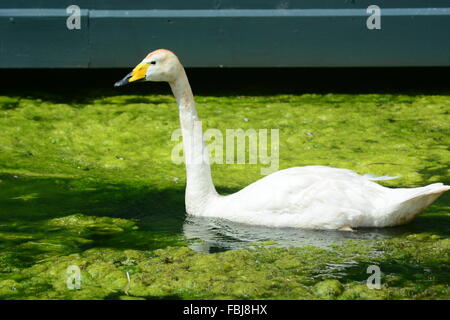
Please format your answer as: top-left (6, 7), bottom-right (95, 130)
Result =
top-left (183, 215), bottom-right (407, 253)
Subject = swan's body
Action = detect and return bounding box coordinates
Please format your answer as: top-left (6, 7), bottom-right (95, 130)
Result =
top-left (116, 49), bottom-right (449, 230)
top-left (199, 166), bottom-right (448, 229)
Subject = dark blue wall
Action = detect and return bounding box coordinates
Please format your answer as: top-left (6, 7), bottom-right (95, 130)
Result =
top-left (1, 1), bottom-right (450, 68)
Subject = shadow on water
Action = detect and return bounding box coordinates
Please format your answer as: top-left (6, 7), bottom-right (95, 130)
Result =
top-left (0, 173), bottom-right (187, 268)
top-left (0, 173), bottom-right (448, 267)
top-left (0, 174), bottom-right (186, 229)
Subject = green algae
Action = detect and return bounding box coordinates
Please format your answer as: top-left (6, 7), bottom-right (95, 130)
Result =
top-left (249, 241), bottom-right (279, 247)
top-left (1, 238), bottom-right (448, 300)
top-left (314, 280), bottom-right (344, 298)
top-left (0, 92), bottom-right (449, 299)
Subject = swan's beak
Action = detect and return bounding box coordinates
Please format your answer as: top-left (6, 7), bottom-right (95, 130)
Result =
top-left (114, 62), bottom-right (149, 87)
top-left (114, 71), bottom-right (132, 87)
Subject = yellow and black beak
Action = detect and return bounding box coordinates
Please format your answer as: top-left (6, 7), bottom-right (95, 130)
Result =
top-left (114, 62), bottom-right (149, 87)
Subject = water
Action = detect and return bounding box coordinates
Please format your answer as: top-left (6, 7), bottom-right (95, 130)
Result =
top-left (0, 173), bottom-right (418, 266)
top-left (183, 215), bottom-right (408, 253)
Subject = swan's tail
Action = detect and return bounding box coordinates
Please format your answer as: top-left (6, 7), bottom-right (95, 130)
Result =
top-left (385, 183), bottom-right (450, 226)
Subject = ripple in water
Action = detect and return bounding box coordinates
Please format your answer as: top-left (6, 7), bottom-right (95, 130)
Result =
top-left (183, 215), bottom-right (409, 253)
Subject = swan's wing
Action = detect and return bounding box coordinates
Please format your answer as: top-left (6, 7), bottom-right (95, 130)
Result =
top-left (363, 173), bottom-right (400, 181)
top-left (220, 166), bottom-right (390, 228)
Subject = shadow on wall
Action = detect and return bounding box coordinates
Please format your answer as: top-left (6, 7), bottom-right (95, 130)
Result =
top-left (1, 67), bottom-right (450, 100)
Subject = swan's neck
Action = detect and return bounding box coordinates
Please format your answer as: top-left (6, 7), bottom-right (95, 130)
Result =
top-left (169, 70), bottom-right (217, 214)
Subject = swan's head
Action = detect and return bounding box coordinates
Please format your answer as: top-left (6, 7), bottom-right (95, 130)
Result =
top-left (114, 49), bottom-right (182, 87)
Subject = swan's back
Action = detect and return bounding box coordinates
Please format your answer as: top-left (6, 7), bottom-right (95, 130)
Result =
top-left (204, 166), bottom-right (449, 229)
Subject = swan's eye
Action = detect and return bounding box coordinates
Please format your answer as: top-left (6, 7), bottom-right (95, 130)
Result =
top-left (150, 61), bottom-right (156, 65)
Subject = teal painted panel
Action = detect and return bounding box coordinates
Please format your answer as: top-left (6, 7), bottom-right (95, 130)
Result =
top-left (1, 4), bottom-right (450, 68)
top-left (89, 8), bottom-right (450, 67)
top-left (0, 9), bottom-right (89, 68)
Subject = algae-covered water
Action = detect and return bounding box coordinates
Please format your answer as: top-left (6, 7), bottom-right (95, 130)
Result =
top-left (0, 90), bottom-right (449, 299)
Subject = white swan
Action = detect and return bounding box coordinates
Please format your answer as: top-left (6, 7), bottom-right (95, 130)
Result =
top-left (115, 49), bottom-right (449, 230)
